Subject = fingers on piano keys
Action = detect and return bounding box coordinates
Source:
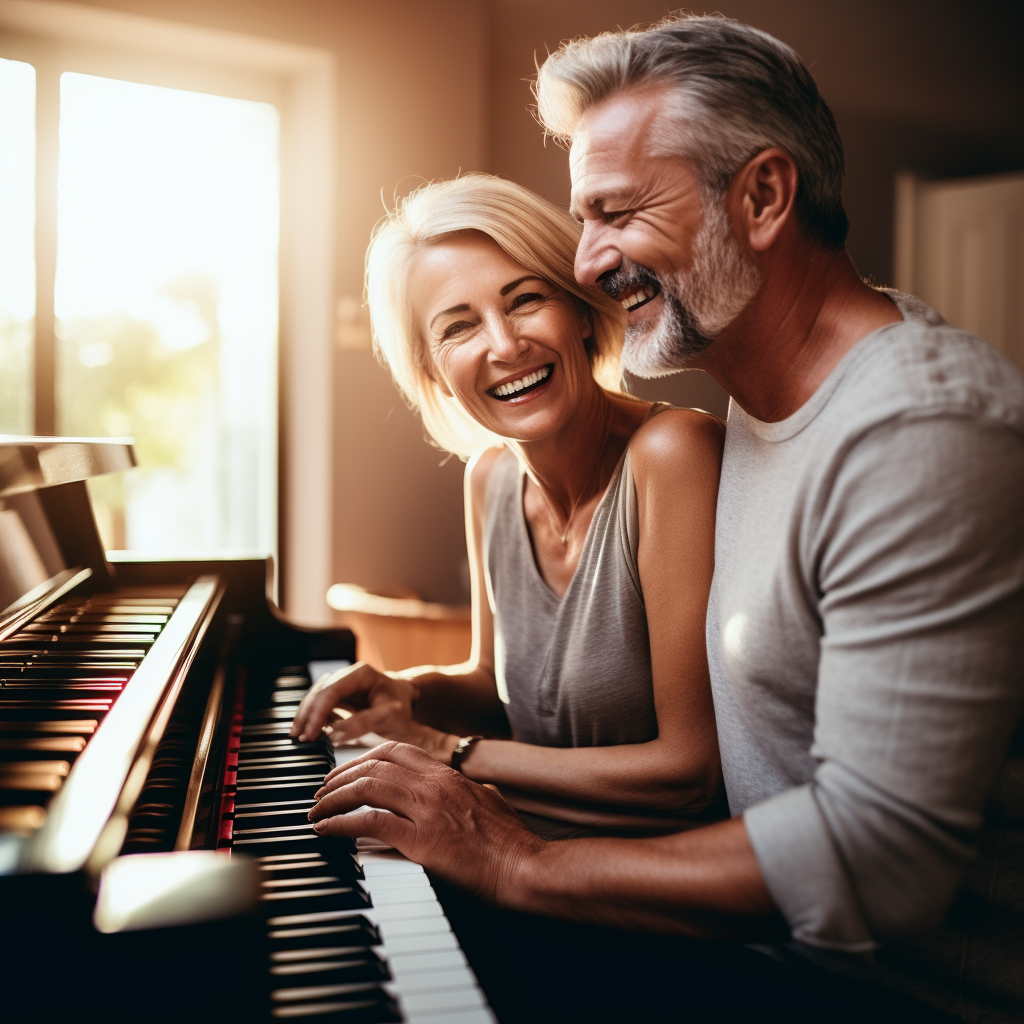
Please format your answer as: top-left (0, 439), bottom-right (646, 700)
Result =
top-left (238, 670), bottom-right (494, 1024)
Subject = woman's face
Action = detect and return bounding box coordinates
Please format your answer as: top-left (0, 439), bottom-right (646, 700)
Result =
top-left (409, 232), bottom-right (596, 443)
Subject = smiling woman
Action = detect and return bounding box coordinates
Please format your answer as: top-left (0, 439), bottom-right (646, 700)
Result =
top-left (294, 173), bottom-right (727, 838)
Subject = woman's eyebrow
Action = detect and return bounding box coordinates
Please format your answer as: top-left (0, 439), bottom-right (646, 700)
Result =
top-left (429, 303), bottom-right (470, 329)
top-left (500, 275), bottom-right (545, 296)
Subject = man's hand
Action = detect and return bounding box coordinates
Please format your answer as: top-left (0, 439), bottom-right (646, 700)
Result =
top-left (309, 741), bottom-right (546, 901)
top-left (290, 664), bottom-right (458, 761)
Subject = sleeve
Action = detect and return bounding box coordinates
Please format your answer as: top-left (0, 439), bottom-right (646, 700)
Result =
top-left (744, 412), bottom-right (1024, 950)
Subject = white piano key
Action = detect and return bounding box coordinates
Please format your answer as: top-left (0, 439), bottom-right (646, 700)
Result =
top-left (370, 884), bottom-right (438, 906)
top-left (401, 986), bottom-right (487, 1015)
top-left (362, 872), bottom-right (433, 891)
top-left (363, 900), bottom-right (447, 923)
top-left (405, 1007), bottom-right (496, 1024)
top-left (383, 967), bottom-right (478, 995)
top-left (387, 949), bottom-right (467, 975)
top-left (377, 915), bottom-right (452, 938)
top-left (379, 930), bottom-right (460, 955)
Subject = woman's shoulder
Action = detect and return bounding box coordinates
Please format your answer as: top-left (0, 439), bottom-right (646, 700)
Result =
top-left (628, 406), bottom-right (725, 474)
top-left (466, 445), bottom-right (514, 506)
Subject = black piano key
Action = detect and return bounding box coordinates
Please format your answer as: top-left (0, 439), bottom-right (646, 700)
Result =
top-left (0, 760), bottom-right (70, 803)
top-left (270, 986), bottom-right (402, 1024)
top-left (259, 885), bottom-right (372, 917)
top-left (261, 856), bottom-right (364, 883)
top-left (0, 685), bottom-right (125, 700)
top-left (0, 665), bottom-right (136, 677)
top-left (269, 957), bottom-right (390, 990)
top-left (247, 707), bottom-right (304, 722)
top-left (235, 832), bottom-right (357, 859)
top-left (0, 720), bottom-right (97, 735)
top-left (268, 918), bottom-right (381, 951)
top-left (69, 614), bottom-right (169, 624)
top-left (0, 700), bottom-right (113, 719)
top-left (0, 804), bottom-right (47, 834)
top-left (0, 735), bottom-right (87, 759)
top-left (235, 781), bottom-right (323, 804)
top-left (237, 767), bottom-right (332, 783)
top-left (239, 740), bottom-right (332, 756)
top-left (273, 689), bottom-right (310, 703)
top-left (236, 807), bottom-right (327, 831)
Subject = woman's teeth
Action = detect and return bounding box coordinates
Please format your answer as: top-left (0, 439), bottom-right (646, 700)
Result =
top-left (621, 285), bottom-right (656, 311)
top-left (491, 365), bottom-right (551, 398)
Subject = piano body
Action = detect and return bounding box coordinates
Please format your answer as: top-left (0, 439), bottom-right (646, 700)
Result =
top-left (0, 437), bottom-right (494, 1024)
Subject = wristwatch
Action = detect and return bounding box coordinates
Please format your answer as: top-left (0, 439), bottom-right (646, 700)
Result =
top-left (450, 735), bottom-right (483, 773)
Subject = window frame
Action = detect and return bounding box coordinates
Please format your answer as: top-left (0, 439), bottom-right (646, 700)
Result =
top-left (0, 2), bottom-right (336, 624)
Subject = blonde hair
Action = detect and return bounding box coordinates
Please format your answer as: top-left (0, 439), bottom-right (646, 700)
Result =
top-left (365, 174), bottom-right (625, 458)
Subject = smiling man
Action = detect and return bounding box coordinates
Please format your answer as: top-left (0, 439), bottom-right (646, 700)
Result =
top-left (310, 15), bottom-right (1024, 1021)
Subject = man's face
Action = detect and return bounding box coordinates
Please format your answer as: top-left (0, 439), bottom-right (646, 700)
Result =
top-left (570, 86), bottom-right (760, 376)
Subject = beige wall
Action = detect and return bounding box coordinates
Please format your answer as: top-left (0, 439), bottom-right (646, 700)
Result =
top-left (55, 1), bottom-right (1024, 605)
top-left (63, 0), bottom-right (487, 604)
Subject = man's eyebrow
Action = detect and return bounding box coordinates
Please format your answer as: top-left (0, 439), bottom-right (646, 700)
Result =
top-left (429, 303), bottom-right (470, 330)
top-left (569, 188), bottom-right (631, 221)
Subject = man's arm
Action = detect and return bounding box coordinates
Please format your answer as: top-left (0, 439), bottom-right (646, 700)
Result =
top-left (310, 741), bottom-right (784, 939)
top-left (741, 413), bottom-right (1024, 950)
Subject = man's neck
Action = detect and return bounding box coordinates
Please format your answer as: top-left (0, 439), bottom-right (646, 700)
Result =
top-left (697, 246), bottom-right (903, 423)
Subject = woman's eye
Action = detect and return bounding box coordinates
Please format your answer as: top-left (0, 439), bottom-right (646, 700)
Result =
top-left (510, 292), bottom-right (544, 310)
top-left (441, 321), bottom-right (472, 340)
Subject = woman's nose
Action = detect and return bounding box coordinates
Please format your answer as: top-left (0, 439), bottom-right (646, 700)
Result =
top-left (484, 314), bottom-right (527, 359)
top-left (575, 221), bottom-right (621, 287)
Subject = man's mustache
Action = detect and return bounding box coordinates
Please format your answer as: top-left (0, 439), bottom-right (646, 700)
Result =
top-left (599, 260), bottom-right (663, 301)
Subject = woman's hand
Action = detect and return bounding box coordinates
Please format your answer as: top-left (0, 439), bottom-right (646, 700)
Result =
top-left (290, 662), bottom-right (459, 762)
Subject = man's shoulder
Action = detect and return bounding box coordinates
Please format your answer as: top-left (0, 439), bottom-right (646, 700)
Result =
top-left (837, 293), bottom-right (1024, 436)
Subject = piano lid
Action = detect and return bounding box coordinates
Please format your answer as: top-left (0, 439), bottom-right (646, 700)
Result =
top-left (0, 437), bottom-right (136, 498)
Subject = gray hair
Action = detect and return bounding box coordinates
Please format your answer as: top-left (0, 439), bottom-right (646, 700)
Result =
top-left (536, 14), bottom-right (849, 248)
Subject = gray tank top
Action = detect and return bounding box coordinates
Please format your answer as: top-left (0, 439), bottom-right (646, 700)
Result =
top-left (483, 407), bottom-right (667, 750)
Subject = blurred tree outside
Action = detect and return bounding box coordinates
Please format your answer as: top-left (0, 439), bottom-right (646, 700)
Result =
top-left (59, 270), bottom-right (221, 550)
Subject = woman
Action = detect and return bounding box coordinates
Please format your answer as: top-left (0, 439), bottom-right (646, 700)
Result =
top-left (292, 174), bottom-right (725, 836)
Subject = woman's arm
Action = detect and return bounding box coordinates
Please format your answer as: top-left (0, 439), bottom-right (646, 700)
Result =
top-left (291, 447), bottom-right (508, 747)
top-left (443, 410), bottom-right (725, 819)
top-left (319, 411), bottom-right (726, 823)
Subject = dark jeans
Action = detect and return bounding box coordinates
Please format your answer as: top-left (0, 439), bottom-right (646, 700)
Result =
top-left (431, 877), bottom-right (959, 1024)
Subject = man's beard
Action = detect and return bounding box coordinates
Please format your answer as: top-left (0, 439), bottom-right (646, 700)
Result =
top-left (604, 200), bottom-right (762, 378)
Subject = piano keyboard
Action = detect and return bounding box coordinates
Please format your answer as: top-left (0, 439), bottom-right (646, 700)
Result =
top-left (0, 586), bottom-right (186, 836)
top-left (231, 663), bottom-right (495, 1024)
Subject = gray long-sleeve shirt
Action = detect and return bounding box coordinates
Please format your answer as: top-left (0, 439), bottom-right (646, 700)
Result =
top-left (708, 292), bottom-right (1024, 1019)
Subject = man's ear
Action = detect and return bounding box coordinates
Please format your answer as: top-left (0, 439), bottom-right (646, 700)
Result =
top-left (730, 148), bottom-right (798, 253)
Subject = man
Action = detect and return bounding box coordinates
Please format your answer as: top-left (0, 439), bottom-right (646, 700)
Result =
top-left (309, 15), bottom-right (1024, 1021)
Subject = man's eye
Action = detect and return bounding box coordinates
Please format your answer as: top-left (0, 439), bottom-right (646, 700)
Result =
top-left (510, 292), bottom-right (543, 309)
top-left (604, 209), bottom-right (632, 224)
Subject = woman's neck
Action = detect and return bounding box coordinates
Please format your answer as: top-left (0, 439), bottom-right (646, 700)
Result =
top-left (514, 384), bottom-right (634, 515)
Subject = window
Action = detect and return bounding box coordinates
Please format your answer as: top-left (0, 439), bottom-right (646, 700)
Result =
top-left (0, 5), bottom-right (335, 621)
top-left (55, 73), bottom-right (279, 554)
top-left (0, 57), bottom-right (35, 435)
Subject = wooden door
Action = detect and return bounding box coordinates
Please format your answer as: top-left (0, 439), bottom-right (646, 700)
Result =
top-left (895, 170), bottom-right (1024, 371)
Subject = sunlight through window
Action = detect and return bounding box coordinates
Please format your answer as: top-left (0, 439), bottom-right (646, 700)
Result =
top-left (54, 73), bottom-right (279, 555)
top-left (0, 57), bottom-right (36, 435)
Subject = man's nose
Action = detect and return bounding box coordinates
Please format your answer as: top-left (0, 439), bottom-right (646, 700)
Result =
top-left (575, 222), bottom-right (621, 287)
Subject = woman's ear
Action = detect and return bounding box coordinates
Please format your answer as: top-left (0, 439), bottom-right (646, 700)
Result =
top-left (573, 298), bottom-right (594, 340)
top-left (424, 361), bottom-right (453, 398)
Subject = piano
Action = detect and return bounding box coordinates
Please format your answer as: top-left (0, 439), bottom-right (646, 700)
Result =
top-left (0, 437), bottom-right (495, 1024)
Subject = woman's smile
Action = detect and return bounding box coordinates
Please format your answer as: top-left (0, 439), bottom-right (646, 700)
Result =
top-left (488, 363), bottom-right (554, 402)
